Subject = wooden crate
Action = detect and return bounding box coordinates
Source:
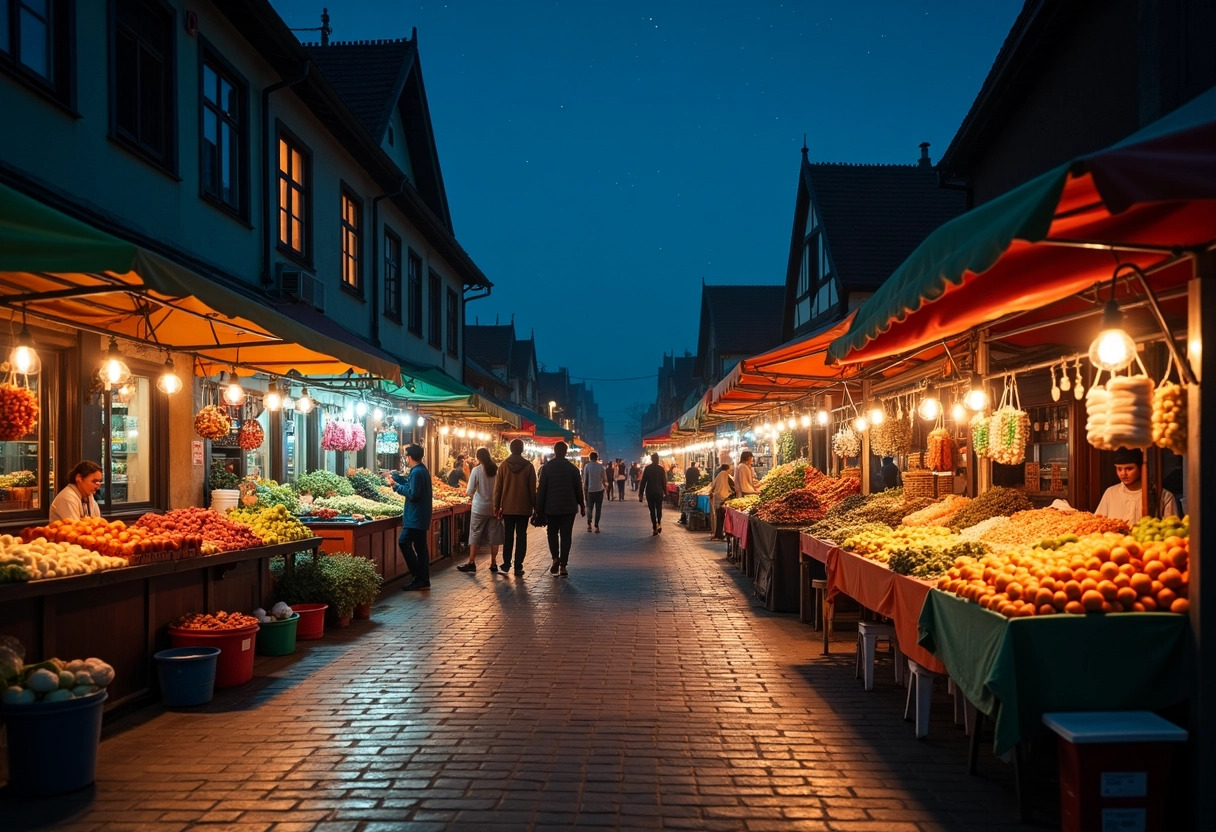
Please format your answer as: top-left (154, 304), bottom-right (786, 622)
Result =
top-left (904, 470), bottom-right (935, 499)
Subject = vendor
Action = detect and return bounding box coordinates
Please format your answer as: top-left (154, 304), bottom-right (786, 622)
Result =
top-left (48, 461), bottom-right (104, 523)
top-left (1095, 447), bottom-right (1178, 523)
top-left (880, 457), bottom-right (902, 489)
top-left (446, 454), bottom-right (469, 488)
top-left (709, 462), bottom-right (735, 541)
top-left (734, 451), bottom-right (759, 498)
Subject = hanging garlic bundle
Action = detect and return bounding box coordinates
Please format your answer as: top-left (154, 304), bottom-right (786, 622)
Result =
top-left (1105, 375), bottom-right (1153, 449)
top-left (1086, 384), bottom-right (1112, 450)
top-left (870, 408), bottom-right (911, 457)
top-left (970, 412), bottom-right (990, 458)
top-left (832, 426), bottom-right (860, 459)
top-left (987, 375), bottom-right (1030, 465)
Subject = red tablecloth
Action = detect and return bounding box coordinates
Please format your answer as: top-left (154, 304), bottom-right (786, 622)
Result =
top-left (666, 482), bottom-right (679, 494)
top-left (799, 532), bottom-right (946, 673)
top-left (724, 508), bottom-right (751, 550)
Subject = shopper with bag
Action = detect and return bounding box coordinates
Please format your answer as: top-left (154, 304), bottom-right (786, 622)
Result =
top-left (535, 441), bottom-right (585, 577)
top-left (493, 439), bottom-right (537, 576)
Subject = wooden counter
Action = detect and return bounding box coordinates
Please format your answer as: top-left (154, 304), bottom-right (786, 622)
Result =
top-left (0, 538), bottom-right (321, 710)
top-left (305, 516), bottom-right (407, 581)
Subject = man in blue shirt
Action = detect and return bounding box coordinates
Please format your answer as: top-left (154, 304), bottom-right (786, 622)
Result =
top-left (385, 443), bottom-right (433, 591)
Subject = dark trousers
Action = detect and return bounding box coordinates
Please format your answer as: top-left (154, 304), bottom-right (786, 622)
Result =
top-left (502, 514), bottom-right (529, 569)
top-left (546, 513), bottom-right (576, 565)
top-left (616, 480), bottom-right (625, 500)
top-left (647, 495), bottom-right (664, 526)
top-left (399, 526), bottom-right (430, 583)
top-left (586, 491), bottom-right (604, 526)
top-left (713, 502), bottom-right (726, 538)
top-left (606, 482), bottom-right (614, 500)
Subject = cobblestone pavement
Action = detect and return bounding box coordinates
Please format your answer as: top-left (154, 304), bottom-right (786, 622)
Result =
top-left (6, 497), bottom-right (1040, 831)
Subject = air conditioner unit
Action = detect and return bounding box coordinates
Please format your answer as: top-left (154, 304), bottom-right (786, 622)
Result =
top-left (278, 267), bottom-right (326, 313)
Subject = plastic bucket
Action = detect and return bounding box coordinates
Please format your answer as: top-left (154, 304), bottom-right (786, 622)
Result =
top-left (168, 625), bottom-right (259, 688)
top-left (209, 489), bottom-right (239, 513)
top-left (1, 689), bottom-right (108, 796)
top-left (154, 647), bottom-right (220, 706)
top-left (256, 613), bottom-right (299, 655)
top-left (293, 603), bottom-right (328, 640)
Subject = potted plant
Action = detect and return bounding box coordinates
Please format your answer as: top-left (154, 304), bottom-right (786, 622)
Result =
top-left (318, 553), bottom-right (382, 626)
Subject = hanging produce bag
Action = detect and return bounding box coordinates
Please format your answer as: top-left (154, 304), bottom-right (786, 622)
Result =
top-left (0, 382), bottom-right (39, 441)
top-left (831, 426), bottom-right (860, 459)
top-left (1105, 374), bottom-right (1153, 449)
top-left (987, 375), bottom-right (1030, 465)
top-left (970, 412), bottom-right (989, 459)
top-left (926, 427), bottom-right (955, 472)
top-left (1151, 354), bottom-right (1187, 455)
top-left (194, 405), bottom-right (231, 441)
top-left (237, 419), bottom-right (265, 451)
top-left (870, 408), bottom-right (911, 457)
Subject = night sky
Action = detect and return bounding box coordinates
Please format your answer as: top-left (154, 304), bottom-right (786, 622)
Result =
top-left (271, 1), bottom-right (1024, 458)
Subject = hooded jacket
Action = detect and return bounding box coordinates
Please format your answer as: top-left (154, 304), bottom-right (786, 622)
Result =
top-left (493, 453), bottom-right (537, 516)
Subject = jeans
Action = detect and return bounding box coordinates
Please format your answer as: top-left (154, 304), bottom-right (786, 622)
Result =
top-left (647, 495), bottom-right (664, 526)
top-left (502, 514), bottom-right (529, 569)
top-left (586, 491), bottom-right (604, 526)
top-left (398, 526), bottom-right (430, 584)
top-left (616, 480), bottom-right (626, 500)
top-left (546, 513), bottom-right (576, 565)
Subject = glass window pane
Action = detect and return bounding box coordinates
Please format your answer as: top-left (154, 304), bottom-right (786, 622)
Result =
top-left (110, 377), bottom-right (150, 505)
top-left (1, 5), bottom-right (10, 54)
top-left (278, 138), bottom-right (288, 173)
top-left (203, 64), bottom-right (217, 104)
top-left (220, 78), bottom-right (236, 117)
top-left (220, 123), bottom-right (233, 202)
top-left (18, 8), bottom-right (48, 79)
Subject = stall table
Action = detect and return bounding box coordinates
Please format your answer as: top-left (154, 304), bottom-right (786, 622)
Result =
top-left (918, 589), bottom-right (1192, 755)
top-left (724, 507), bottom-right (751, 572)
top-left (303, 516), bottom-right (404, 580)
top-left (747, 517), bottom-right (802, 613)
top-left (0, 538), bottom-right (323, 711)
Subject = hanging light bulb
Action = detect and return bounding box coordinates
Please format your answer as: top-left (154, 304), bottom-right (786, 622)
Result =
top-left (951, 401), bottom-right (967, 422)
top-left (800, 413), bottom-right (811, 428)
top-left (866, 401), bottom-right (885, 426)
top-left (99, 337), bottom-right (131, 388)
top-left (964, 376), bottom-right (989, 411)
top-left (373, 406), bottom-right (384, 422)
top-left (853, 414), bottom-right (870, 433)
top-left (344, 404), bottom-right (355, 421)
top-left (222, 371), bottom-right (247, 407)
top-left (916, 385), bottom-right (941, 421)
top-left (400, 412), bottom-right (413, 426)
top-left (416, 416), bottom-right (425, 427)
top-left (1089, 294), bottom-right (1136, 372)
top-left (295, 387), bottom-right (313, 414)
top-left (263, 381), bottom-right (283, 412)
top-left (816, 409), bottom-right (829, 426)
top-left (356, 400), bottom-right (369, 418)
top-left (8, 310), bottom-right (40, 375)
top-left (440, 424), bottom-right (450, 435)
top-left (156, 356), bottom-right (182, 395)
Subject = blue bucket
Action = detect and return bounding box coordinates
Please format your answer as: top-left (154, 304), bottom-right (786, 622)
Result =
top-left (1, 689), bottom-right (108, 796)
top-left (154, 646), bottom-right (221, 707)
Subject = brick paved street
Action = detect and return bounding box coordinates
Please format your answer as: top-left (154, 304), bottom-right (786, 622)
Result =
top-left (6, 497), bottom-right (1040, 831)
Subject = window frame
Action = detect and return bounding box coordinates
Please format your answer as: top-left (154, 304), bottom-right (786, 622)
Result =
top-left (383, 228), bottom-right (402, 323)
top-left (445, 286), bottom-right (459, 357)
top-left (339, 184), bottom-right (363, 298)
top-left (108, 0), bottom-right (178, 175)
top-left (0, 0), bottom-right (75, 107)
top-left (792, 201), bottom-right (838, 332)
top-left (427, 268), bottom-right (442, 349)
top-left (197, 38), bottom-right (249, 221)
top-left (275, 121), bottom-right (313, 267)
top-left (406, 248), bottom-right (423, 336)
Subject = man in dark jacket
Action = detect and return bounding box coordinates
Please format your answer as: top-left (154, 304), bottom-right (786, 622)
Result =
top-left (493, 439), bottom-right (537, 575)
top-left (386, 444), bottom-right (433, 591)
top-left (639, 452), bottom-right (668, 535)
top-left (535, 441), bottom-right (585, 577)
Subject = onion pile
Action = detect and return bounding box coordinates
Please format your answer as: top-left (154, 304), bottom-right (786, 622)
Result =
top-left (0, 383), bottom-right (39, 441)
top-left (988, 407), bottom-right (1030, 465)
top-left (193, 405), bottom-right (232, 440)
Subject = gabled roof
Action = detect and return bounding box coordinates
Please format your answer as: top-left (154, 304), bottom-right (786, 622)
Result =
top-left (803, 161), bottom-right (967, 294)
top-left (702, 284), bottom-right (786, 357)
top-left (464, 323), bottom-right (515, 367)
top-left (509, 336), bottom-right (537, 380)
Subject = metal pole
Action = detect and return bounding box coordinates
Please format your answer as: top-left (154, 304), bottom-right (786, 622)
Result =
top-left (976, 334), bottom-right (991, 495)
top-left (860, 379), bottom-right (872, 495)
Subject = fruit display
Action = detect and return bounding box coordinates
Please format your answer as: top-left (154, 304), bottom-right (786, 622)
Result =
top-left (723, 494), bottom-right (760, 513)
top-left (171, 611), bottom-right (260, 630)
top-left (970, 413), bottom-right (990, 459)
top-left (376, 485), bottom-right (406, 506)
top-left (926, 428), bottom-right (956, 472)
top-left (0, 382), bottom-right (39, 441)
top-left (936, 526), bottom-right (1189, 617)
top-left (976, 508), bottom-right (1128, 547)
top-left (237, 419), bottom-right (265, 450)
top-left (888, 540), bottom-right (990, 579)
top-left (22, 517), bottom-right (198, 560)
top-left (802, 468), bottom-right (862, 511)
top-left (313, 494), bottom-right (401, 518)
top-left (293, 469), bottom-right (355, 499)
top-left (194, 404), bottom-right (232, 440)
top-left (1151, 380), bottom-right (1186, 455)
top-left (756, 461), bottom-right (810, 504)
top-left (832, 427), bottom-right (860, 459)
top-left (902, 494), bottom-right (971, 527)
top-left (755, 488), bottom-right (826, 526)
top-left (135, 507), bottom-right (261, 553)
top-left (0, 470), bottom-right (35, 488)
top-left (957, 515), bottom-right (1013, 542)
top-left (431, 477), bottom-right (472, 506)
top-left (304, 507), bottom-right (340, 520)
top-left (321, 420), bottom-right (366, 452)
top-left (226, 505), bottom-right (313, 545)
top-left (2, 639), bottom-right (116, 704)
top-left (842, 525), bottom-right (955, 564)
top-left (988, 406), bottom-right (1030, 465)
top-left (0, 534), bottom-right (128, 582)
top-left (947, 486), bottom-right (1033, 531)
top-left (1131, 514), bottom-right (1188, 543)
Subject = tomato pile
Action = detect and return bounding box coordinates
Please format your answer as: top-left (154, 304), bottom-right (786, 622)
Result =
top-left (0, 383), bottom-right (39, 441)
top-left (136, 507), bottom-right (263, 553)
top-left (171, 611), bottom-right (260, 631)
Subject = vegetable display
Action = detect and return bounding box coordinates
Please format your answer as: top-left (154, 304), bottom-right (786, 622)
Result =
top-left (23, 517), bottom-right (198, 560)
top-left (976, 508), bottom-right (1128, 547)
top-left (0, 383), bottom-right (39, 441)
top-left (842, 525), bottom-right (954, 564)
top-left (946, 486), bottom-right (1032, 531)
top-left (252, 602), bottom-right (294, 624)
top-left (237, 419), bottom-right (265, 451)
top-left (755, 489), bottom-right (826, 526)
top-left (2, 640), bottom-right (116, 704)
top-left (171, 611), bottom-right (260, 631)
top-left (349, 469), bottom-right (400, 504)
top-left (888, 540), bottom-right (989, 579)
top-left (313, 494), bottom-right (401, 518)
top-left (0, 470), bottom-right (35, 488)
top-left (723, 494), bottom-right (760, 513)
top-left (832, 427), bottom-right (860, 459)
top-left (193, 405), bottom-right (232, 440)
top-left (293, 469), bottom-right (356, 498)
top-left (901, 494), bottom-right (971, 527)
top-left (226, 505), bottom-right (313, 545)
top-left (0, 534), bottom-right (128, 582)
top-left (802, 468), bottom-right (862, 512)
top-left (756, 461), bottom-right (810, 504)
top-left (1151, 381), bottom-right (1187, 455)
top-left (135, 507), bottom-right (261, 554)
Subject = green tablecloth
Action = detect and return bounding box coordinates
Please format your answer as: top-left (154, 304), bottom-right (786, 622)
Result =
top-left (917, 589), bottom-right (1193, 755)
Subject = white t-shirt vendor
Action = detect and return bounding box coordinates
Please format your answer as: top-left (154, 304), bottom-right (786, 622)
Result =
top-left (1095, 447), bottom-right (1178, 524)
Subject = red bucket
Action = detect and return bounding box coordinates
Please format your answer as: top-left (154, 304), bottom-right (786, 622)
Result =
top-left (292, 603), bottom-right (328, 640)
top-left (168, 624), bottom-right (259, 688)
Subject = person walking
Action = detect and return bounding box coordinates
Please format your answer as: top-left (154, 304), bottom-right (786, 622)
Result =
top-left (493, 438), bottom-right (537, 576)
top-left (639, 452), bottom-right (668, 535)
top-left (535, 441), bottom-right (585, 577)
top-left (615, 458), bottom-right (627, 501)
top-left (582, 451), bottom-right (606, 533)
top-left (457, 447), bottom-right (504, 573)
top-left (629, 461), bottom-right (640, 491)
top-left (604, 458), bottom-right (615, 501)
top-left (386, 444), bottom-right (433, 591)
top-left (709, 462), bottom-right (735, 540)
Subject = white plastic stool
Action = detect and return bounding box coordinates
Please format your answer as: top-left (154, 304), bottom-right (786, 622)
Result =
top-left (855, 621), bottom-right (895, 691)
top-left (904, 659), bottom-right (940, 738)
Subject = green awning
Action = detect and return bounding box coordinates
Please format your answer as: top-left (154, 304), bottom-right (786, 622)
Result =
top-left (501, 403), bottom-right (573, 442)
top-left (380, 364), bottom-right (520, 427)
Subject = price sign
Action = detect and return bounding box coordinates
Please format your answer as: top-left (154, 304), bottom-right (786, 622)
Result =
top-left (192, 440), bottom-right (204, 466)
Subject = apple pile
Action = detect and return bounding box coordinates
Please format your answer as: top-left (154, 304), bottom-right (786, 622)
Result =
top-left (21, 517), bottom-right (197, 560)
top-left (0, 383), bottom-right (39, 441)
top-left (136, 507), bottom-right (263, 553)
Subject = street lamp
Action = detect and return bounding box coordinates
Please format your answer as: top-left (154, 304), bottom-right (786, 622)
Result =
top-left (548, 400), bottom-right (557, 420)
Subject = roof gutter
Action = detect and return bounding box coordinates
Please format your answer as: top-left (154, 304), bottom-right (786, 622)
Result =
top-left (260, 61), bottom-right (311, 288)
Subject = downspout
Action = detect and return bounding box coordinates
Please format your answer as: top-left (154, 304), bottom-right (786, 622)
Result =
top-left (370, 176), bottom-right (408, 348)
top-left (260, 62), bottom-right (311, 288)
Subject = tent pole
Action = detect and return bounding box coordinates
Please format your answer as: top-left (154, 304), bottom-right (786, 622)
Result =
top-left (1188, 249), bottom-right (1215, 830)
top-left (976, 333), bottom-right (991, 496)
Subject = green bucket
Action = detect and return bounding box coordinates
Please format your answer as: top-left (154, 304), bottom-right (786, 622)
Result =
top-left (256, 613), bottom-right (299, 655)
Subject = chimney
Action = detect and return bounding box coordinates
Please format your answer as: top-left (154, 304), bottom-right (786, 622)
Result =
top-left (918, 142), bottom-right (931, 169)
top-left (320, 8), bottom-right (331, 46)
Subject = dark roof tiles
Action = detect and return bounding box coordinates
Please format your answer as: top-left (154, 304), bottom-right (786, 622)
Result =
top-left (704, 285), bottom-right (787, 355)
top-left (302, 39), bottom-right (414, 140)
top-left (464, 324), bottom-right (515, 367)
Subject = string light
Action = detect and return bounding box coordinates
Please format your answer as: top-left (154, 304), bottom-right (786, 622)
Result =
top-left (916, 385), bottom-right (941, 421)
top-left (156, 355), bottom-right (182, 395)
top-left (1089, 291), bottom-right (1136, 372)
top-left (355, 400), bottom-right (368, 418)
top-left (263, 381), bottom-right (283, 412)
top-left (294, 387), bottom-right (313, 414)
top-left (816, 409), bottom-right (829, 426)
top-left (8, 309), bottom-right (40, 375)
top-left (99, 337), bottom-right (131, 389)
top-left (800, 413), bottom-right (811, 428)
top-left (222, 371), bottom-right (247, 407)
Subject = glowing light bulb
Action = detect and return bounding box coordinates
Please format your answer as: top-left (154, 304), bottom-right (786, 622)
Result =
top-left (951, 402), bottom-right (967, 422)
top-left (416, 416), bottom-right (425, 427)
top-left (853, 415), bottom-right (869, 433)
top-left (156, 358), bottom-right (182, 395)
top-left (10, 344), bottom-right (39, 375)
top-left (800, 414), bottom-right (811, 428)
top-left (373, 407), bottom-right (384, 422)
top-left (440, 425), bottom-right (451, 435)
top-left (816, 410), bottom-right (829, 426)
top-left (1090, 329), bottom-right (1136, 371)
top-left (100, 338), bottom-right (131, 388)
top-left (356, 401), bottom-right (368, 418)
top-left (867, 403), bottom-right (885, 426)
top-left (263, 383), bottom-right (282, 412)
top-left (295, 388), bottom-right (313, 414)
top-left (223, 377), bottom-right (246, 407)
top-left (917, 390), bottom-right (941, 421)
top-left (344, 406), bottom-right (354, 421)
top-left (964, 388), bottom-right (989, 411)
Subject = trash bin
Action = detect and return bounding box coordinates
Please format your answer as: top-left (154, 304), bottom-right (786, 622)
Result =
top-left (154, 647), bottom-right (220, 706)
top-left (1, 689), bottom-right (108, 796)
top-left (1042, 711), bottom-right (1188, 832)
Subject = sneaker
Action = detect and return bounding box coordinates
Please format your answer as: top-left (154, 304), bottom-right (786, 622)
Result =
top-left (559, 566), bottom-right (568, 577)
top-left (489, 562), bottom-right (498, 573)
top-left (657, 524), bottom-right (662, 534)
top-left (595, 527), bottom-right (601, 533)
top-left (514, 568), bottom-right (524, 576)
top-left (587, 524), bottom-right (592, 532)
top-left (402, 581), bottom-right (431, 591)
top-left (550, 560), bottom-right (560, 575)
top-left (457, 562), bottom-right (476, 573)
top-left (501, 562), bottom-right (511, 573)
